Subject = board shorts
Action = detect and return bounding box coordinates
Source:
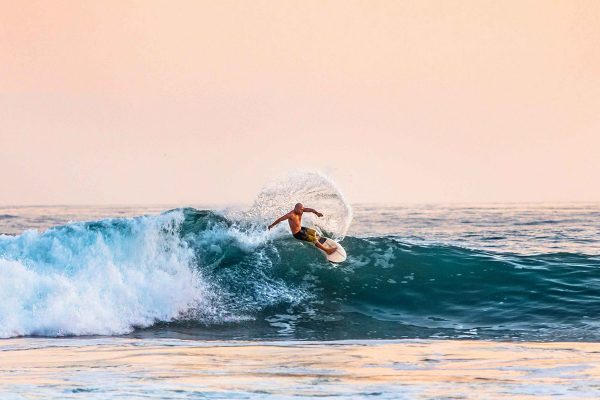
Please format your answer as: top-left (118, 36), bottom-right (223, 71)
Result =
top-left (293, 227), bottom-right (318, 243)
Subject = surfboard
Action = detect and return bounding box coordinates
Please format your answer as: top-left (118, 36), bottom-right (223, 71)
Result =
top-left (317, 237), bottom-right (347, 263)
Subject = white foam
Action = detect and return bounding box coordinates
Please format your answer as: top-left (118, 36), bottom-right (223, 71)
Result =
top-left (0, 211), bottom-right (212, 338)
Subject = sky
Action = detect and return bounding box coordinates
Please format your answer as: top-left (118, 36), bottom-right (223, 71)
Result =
top-left (1, 0), bottom-right (599, 205)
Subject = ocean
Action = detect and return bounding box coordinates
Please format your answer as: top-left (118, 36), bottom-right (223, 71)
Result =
top-left (1, 174), bottom-right (599, 398)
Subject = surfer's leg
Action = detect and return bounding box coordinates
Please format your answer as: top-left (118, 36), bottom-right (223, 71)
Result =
top-left (315, 240), bottom-right (337, 255)
top-left (295, 227), bottom-right (317, 243)
top-left (293, 227), bottom-right (310, 242)
top-left (295, 227), bottom-right (335, 254)
top-left (305, 228), bottom-right (335, 254)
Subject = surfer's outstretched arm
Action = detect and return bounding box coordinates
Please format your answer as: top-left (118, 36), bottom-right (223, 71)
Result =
top-left (268, 212), bottom-right (291, 230)
top-left (303, 208), bottom-right (323, 217)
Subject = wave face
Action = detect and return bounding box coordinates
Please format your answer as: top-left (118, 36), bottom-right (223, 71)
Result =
top-left (1, 207), bottom-right (599, 340)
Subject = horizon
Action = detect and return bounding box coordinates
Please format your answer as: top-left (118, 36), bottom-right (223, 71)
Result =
top-left (1, 199), bottom-right (599, 208)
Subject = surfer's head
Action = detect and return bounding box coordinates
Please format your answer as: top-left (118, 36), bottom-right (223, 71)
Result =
top-left (294, 203), bottom-right (304, 214)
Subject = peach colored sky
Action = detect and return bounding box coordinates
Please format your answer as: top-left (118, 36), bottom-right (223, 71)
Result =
top-left (1, 1), bottom-right (599, 205)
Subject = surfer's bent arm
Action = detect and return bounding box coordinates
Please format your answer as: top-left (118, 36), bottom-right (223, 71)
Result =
top-left (303, 208), bottom-right (323, 217)
top-left (268, 213), bottom-right (291, 230)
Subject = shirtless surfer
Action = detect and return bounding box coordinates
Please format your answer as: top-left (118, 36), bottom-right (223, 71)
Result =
top-left (268, 203), bottom-right (337, 255)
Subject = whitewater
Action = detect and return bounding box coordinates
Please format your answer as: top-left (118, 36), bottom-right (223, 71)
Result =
top-left (1, 173), bottom-right (599, 341)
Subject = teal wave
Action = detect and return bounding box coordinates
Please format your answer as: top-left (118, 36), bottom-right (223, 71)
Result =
top-left (1, 208), bottom-right (598, 341)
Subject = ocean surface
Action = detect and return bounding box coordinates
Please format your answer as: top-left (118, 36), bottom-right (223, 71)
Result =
top-left (0, 174), bottom-right (598, 343)
top-left (1, 174), bottom-right (600, 398)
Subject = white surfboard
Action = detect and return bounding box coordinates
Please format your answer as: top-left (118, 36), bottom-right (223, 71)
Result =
top-left (317, 237), bottom-right (347, 263)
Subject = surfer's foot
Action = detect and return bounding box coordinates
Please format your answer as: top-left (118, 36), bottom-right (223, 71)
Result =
top-left (325, 247), bottom-right (337, 255)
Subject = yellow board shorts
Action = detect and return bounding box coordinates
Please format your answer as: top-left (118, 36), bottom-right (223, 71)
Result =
top-left (293, 227), bottom-right (318, 243)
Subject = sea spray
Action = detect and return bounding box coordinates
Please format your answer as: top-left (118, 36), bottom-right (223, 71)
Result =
top-left (244, 170), bottom-right (353, 240)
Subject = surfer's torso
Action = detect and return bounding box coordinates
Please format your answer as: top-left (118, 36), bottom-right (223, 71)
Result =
top-left (287, 211), bottom-right (303, 234)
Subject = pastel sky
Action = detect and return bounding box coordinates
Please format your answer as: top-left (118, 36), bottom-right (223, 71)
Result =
top-left (1, 1), bottom-right (599, 205)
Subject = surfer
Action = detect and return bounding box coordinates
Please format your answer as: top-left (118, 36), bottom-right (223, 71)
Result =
top-left (268, 203), bottom-right (337, 255)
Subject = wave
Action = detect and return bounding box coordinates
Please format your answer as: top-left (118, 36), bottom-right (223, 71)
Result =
top-left (1, 207), bottom-right (599, 340)
top-left (0, 173), bottom-right (598, 340)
